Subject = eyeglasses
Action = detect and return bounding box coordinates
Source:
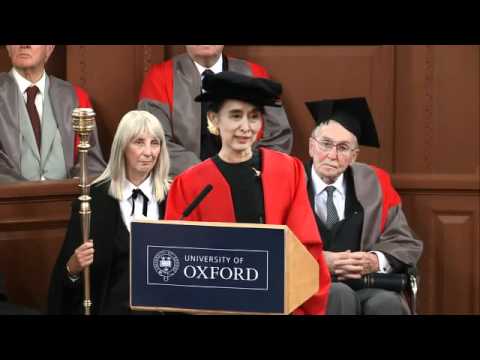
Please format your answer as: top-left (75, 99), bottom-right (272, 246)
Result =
top-left (310, 137), bottom-right (357, 156)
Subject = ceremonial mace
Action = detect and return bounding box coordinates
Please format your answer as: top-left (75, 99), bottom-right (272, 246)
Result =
top-left (72, 108), bottom-right (96, 315)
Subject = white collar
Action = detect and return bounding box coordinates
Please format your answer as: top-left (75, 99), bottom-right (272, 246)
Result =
top-left (311, 165), bottom-right (346, 198)
top-left (11, 67), bottom-right (47, 96)
top-left (194, 55), bottom-right (223, 76)
top-left (123, 175), bottom-right (154, 202)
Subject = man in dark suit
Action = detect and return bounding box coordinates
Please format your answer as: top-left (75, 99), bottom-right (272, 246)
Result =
top-left (0, 45), bottom-right (106, 182)
top-left (304, 97), bottom-right (423, 314)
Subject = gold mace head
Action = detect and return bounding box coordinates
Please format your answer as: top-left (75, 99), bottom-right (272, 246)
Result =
top-left (72, 108), bottom-right (96, 134)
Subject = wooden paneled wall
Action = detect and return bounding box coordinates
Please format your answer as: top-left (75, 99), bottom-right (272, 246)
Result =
top-left (393, 46), bottom-right (479, 314)
top-left (0, 45), bottom-right (478, 314)
top-left (0, 180), bottom-right (79, 312)
top-left (66, 45), bottom-right (166, 160)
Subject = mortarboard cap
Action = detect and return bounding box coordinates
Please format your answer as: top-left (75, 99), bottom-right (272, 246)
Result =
top-left (195, 71), bottom-right (282, 108)
top-left (305, 97), bottom-right (380, 148)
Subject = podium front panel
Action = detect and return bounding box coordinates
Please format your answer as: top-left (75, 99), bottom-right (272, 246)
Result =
top-left (131, 222), bottom-right (285, 313)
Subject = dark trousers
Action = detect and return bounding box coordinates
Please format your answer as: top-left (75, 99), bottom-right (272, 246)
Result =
top-left (326, 282), bottom-right (411, 315)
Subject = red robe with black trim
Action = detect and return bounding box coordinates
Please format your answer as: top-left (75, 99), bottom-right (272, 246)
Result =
top-left (165, 148), bottom-right (331, 315)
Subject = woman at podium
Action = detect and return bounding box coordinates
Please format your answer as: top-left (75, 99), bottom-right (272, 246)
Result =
top-left (165, 72), bottom-right (331, 315)
top-left (48, 111), bottom-right (171, 314)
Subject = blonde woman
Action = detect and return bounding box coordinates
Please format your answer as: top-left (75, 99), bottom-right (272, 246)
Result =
top-left (48, 110), bottom-right (170, 314)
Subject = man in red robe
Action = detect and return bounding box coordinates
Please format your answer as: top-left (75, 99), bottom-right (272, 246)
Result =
top-left (138, 45), bottom-right (292, 176)
top-left (304, 97), bottom-right (423, 314)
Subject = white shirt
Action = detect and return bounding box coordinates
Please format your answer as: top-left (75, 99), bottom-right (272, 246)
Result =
top-left (119, 175), bottom-right (159, 232)
top-left (11, 68), bottom-right (46, 124)
top-left (311, 166), bottom-right (391, 273)
top-left (311, 168), bottom-right (346, 222)
top-left (69, 176), bottom-right (160, 282)
top-left (194, 55), bottom-right (223, 79)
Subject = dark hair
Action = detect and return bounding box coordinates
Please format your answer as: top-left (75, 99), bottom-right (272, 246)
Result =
top-left (207, 100), bottom-right (266, 114)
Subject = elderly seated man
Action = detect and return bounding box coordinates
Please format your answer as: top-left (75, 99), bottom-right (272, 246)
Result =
top-left (304, 97), bottom-right (423, 315)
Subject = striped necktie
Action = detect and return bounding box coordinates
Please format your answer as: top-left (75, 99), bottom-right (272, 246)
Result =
top-left (325, 186), bottom-right (339, 228)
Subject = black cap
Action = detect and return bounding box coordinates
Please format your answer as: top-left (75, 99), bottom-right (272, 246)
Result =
top-left (194, 71), bottom-right (283, 108)
top-left (305, 97), bottom-right (380, 148)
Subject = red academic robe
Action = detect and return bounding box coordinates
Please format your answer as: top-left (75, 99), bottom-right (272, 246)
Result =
top-left (165, 148), bottom-right (331, 315)
top-left (138, 53), bottom-right (293, 176)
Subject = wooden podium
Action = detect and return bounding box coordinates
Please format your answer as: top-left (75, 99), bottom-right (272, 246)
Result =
top-left (130, 220), bottom-right (319, 314)
top-left (0, 179), bottom-right (79, 312)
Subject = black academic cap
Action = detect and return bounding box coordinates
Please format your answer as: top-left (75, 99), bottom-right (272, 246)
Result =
top-left (194, 71), bottom-right (282, 107)
top-left (305, 97), bottom-right (380, 148)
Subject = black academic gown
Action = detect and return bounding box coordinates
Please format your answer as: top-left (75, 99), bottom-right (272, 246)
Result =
top-left (47, 180), bottom-right (165, 315)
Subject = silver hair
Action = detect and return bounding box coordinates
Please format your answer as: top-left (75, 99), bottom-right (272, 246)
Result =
top-left (92, 110), bottom-right (170, 201)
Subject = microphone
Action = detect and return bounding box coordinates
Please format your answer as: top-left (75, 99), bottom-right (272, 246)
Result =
top-left (180, 184), bottom-right (213, 220)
